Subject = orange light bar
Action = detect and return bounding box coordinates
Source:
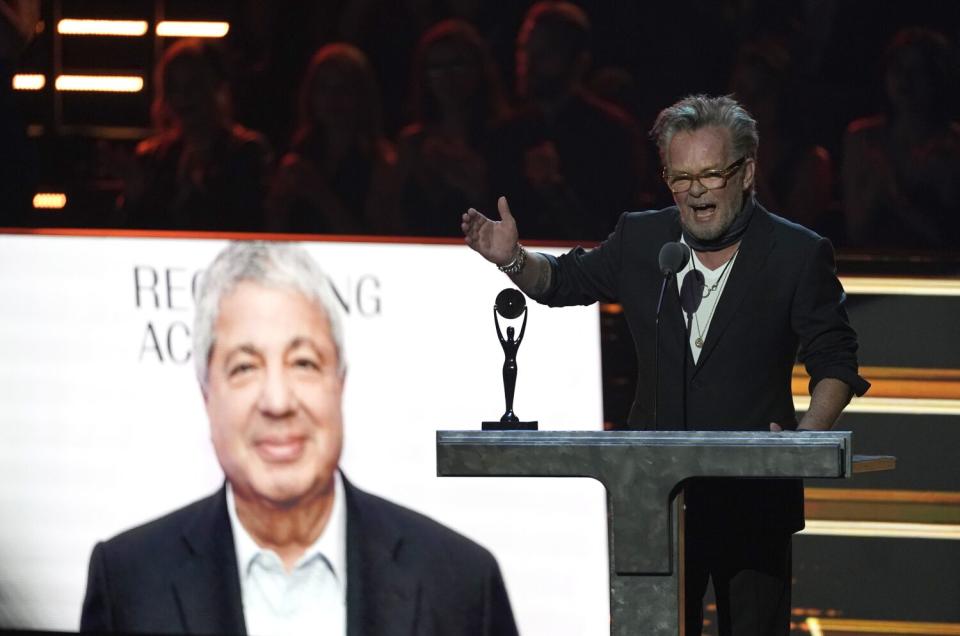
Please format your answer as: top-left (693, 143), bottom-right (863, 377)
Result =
top-left (54, 75), bottom-right (144, 93)
top-left (807, 616), bottom-right (960, 634)
top-left (156, 21), bottom-right (229, 38)
top-left (57, 19), bottom-right (149, 36)
top-left (33, 193), bottom-right (67, 210)
top-left (12, 74), bottom-right (46, 90)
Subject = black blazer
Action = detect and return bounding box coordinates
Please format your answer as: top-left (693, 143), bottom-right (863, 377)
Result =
top-left (80, 477), bottom-right (518, 636)
top-left (536, 202), bottom-right (869, 533)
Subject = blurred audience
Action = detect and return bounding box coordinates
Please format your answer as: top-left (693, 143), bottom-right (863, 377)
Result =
top-left (118, 38), bottom-right (272, 232)
top-left (0, 0), bottom-right (39, 227)
top-left (729, 38), bottom-right (839, 239)
top-left (8, 0), bottom-right (960, 253)
top-left (396, 19), bottom-right (509, 236)
top-left (267, 43), bottom-right (400, 234)
top-left (486, 1), bottom-right (645, 242)
top-left (842, 27), bottom-right (960, 249)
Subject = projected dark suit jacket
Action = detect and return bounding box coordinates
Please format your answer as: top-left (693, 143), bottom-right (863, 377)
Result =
top-left (80, 477), bottom-right (518, 636)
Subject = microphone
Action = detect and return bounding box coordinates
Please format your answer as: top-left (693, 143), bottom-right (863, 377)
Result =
top-left (679, 269), bottom-right (705, 316)
top-left (658, 241), bottom-right (690, 277)
top-left (653, 241), bottom-right (689, 431)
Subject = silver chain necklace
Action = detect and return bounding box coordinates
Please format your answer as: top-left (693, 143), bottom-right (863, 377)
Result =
top-left (691, 249), bottom-right (739, 348)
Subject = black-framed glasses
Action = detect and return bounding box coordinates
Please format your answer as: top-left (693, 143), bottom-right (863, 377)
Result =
top-left (662, 157), bottom-right (747, 194)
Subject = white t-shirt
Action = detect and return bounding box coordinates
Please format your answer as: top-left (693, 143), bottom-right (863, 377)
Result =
top-left (675, 237), bottom-right (740, 364)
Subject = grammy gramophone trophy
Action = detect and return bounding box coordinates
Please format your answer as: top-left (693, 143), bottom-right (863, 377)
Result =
top-left (482, 288), bottom-right (538, 431)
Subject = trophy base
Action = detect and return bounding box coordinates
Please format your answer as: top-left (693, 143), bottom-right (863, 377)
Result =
top-left (482, 421), bottom-right (538, 431)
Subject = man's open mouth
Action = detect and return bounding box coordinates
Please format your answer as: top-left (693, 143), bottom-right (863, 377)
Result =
top-left (690, 203), bottom-right (717, 218)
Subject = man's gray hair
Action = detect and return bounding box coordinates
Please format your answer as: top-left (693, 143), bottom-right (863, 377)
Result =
top-left (193, 241), bottom-right (346, 390)
top-left (650, 94), bottom-right (759, 165)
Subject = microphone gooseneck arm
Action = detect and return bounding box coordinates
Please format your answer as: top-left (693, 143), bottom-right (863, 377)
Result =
top-left (653, 242), bottom-right (690, 431)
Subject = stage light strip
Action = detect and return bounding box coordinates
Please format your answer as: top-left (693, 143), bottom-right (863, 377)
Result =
top-left (156, 21), bottom-right (230, 38)
top-left (794, 396), bottom-right (960, 415)
top-left (807, 617), bottom-right (960, 634)
top-left (54, 75), bottom-right (144, 93)
top-left (32, 193), bottom-right (67, 210)
top-left (840, 276), bottom-right (960, 296)
top-left (801, 520), bottom-right (960, 540)
top-left (57, 19), bottom-right (148, 36)
top-left (12, 73), bottom-right (45, 90)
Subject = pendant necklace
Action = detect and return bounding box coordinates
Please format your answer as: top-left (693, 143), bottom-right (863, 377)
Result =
top-left (692, 249), bottom-right (739, 348)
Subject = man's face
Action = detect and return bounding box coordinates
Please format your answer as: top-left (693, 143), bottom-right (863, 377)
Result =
top-left (204, 281), bottom-right (344, 508)
top-left (666, 126), bottom-right (755, 241)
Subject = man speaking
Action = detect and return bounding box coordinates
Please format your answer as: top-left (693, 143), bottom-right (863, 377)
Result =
top-left (462, 95), bottom-right (868, 635)
top-left (81, 242), bottom-right (518, 636)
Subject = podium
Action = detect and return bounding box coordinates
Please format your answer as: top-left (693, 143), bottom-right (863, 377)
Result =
top-left (436, 430), bottom-right (895, 635)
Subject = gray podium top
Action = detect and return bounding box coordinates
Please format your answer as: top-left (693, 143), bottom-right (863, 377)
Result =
top-left (437, 430), bottom-right (891, 574)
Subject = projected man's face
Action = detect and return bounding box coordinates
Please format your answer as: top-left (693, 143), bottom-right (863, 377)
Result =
top-left (204, 282), bottom-right (344, 509)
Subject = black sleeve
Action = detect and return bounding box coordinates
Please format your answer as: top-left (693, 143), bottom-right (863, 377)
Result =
top-left (531, 210), bottom-right (629, 307)
top-left (482, 559), bottom-right (519, 636)
top-left (79, 542), bottom-right (114, 633)
top-left (791, 238), bottom-right (870, 396)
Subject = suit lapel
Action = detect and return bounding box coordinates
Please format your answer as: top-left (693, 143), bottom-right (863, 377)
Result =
top-left (692, 204), bottom-right (775, 375)
top-left (345, 478), bottom-right (421, 636)
top-left (173, 487), bottom-right (248, 635)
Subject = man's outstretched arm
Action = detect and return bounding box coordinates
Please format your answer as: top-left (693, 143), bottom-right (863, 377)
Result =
top-left (461, 196), bottom-right (553, 297)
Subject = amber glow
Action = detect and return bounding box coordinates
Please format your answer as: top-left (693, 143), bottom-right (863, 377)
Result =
top-left (155, 21), bottom-right (230, 38)
top-left (32, 193), bottom-right (67, 210)
top-left (840, 276), bottom-right (960, 296)
top-left (807, 617), bottom-right (960, 634)
top-left (12, 74), bottom-right (45, 90)
top-left (54, 75), bottom-right (144, 93)
top-left (801, 520), bottom-right (960, 540)
top-left (57, 19), bottom-right (148, 36)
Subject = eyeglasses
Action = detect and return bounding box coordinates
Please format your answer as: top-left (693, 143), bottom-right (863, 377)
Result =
top-left (662, 157), bottom-right (747, 194)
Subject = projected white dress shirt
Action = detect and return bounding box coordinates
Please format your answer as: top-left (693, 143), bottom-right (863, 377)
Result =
top-left (226, 472), bottom-right (347, 636)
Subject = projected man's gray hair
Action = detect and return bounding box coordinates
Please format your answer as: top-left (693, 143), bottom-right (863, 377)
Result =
top-left (193, 241), bottom-right (346, 390)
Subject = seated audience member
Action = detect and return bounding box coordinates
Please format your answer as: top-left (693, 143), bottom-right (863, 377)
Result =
top-left (729, 39), bottom-right (839, 240)
top-left (842, 27), bottom-right (960, 249)
top-left (80, 241), bottom-right (519, 636)
top-left (121, 38), bottom-right (272, 232)
top-left (487, 1), bottom-right (644, 242)
top-left (267, 44), bottom-right (400, 235)
top-left (397, 19), bottom-right (509, 237)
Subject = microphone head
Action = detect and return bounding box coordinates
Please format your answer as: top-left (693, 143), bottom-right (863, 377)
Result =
top-left (495, 288), bottom-right (526, 319)
top-left (680, 269), bottom-right (705, 315)
top-left (658, 241), bottom-right (690, 276)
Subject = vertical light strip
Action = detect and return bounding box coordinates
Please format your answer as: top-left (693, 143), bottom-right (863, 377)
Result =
top-left (155, 21), bottom-right (230, 38)
top-left (57, 19), bottom-right (149, 36)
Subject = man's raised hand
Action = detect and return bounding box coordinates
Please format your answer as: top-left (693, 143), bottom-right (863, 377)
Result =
top-left (461, 196), bottom-right (520, 266)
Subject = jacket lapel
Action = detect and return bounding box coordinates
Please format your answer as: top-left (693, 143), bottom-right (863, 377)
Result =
top-left (692, 203), bottom-right (775, 375)
top-left (173, 486), bottom-right (248, 635)
top-left (345, 478), bottom-right (421, 636)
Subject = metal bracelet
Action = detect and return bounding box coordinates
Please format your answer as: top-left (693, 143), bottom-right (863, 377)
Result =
top-left (497, 244), bottom-right (527, 275)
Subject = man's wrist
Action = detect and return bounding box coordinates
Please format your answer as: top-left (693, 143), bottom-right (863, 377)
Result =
top-left (497, 244), bottom-right (527, 275)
